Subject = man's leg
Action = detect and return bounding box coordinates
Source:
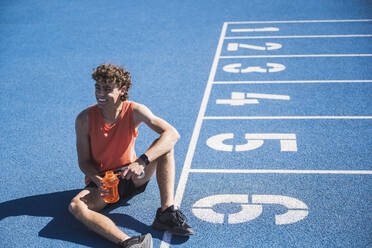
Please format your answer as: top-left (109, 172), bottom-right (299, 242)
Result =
top-left (132, 149), bottom-right (194, 236)
top-left (155, 148), bottom-right (175, 211)
top-left (68, 187), bottom-right (130, 244)
top-left (132, 149), bottom-right (175, 210)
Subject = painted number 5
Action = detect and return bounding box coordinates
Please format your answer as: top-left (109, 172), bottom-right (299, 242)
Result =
top-left (206, 133), bottom-right (298, 152)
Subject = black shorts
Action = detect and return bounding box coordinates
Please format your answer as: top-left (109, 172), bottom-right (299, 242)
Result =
top-left (85, 176), bottom-right (148, 206)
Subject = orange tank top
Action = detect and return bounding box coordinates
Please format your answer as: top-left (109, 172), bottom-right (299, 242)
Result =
top-left (88, 101), bottom-right (138, 176)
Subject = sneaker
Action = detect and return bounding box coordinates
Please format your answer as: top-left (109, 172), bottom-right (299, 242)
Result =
top-left (119, 233), bottom-right (153, 248)
top-left (152, 205), bottom-right (194, 236)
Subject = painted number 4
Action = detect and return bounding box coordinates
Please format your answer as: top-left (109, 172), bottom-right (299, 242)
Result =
top-left (216, 92), bottom-right (290, 106)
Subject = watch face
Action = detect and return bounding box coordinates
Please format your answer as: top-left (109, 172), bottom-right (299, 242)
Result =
top-left (140, 154), bottom-right (150, 165)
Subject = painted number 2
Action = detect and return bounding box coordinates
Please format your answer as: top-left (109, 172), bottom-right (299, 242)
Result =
top-left (227, 42), bottom-right (282, 51)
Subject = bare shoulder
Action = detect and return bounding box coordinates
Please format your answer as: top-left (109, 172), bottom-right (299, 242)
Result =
top-left (132, 101), bottom-right (178, 135)
top-left (75, 108), bottom-right (89, 134)
top-left (132, 101), bottom-right (158, 127)
top-left (132, 101), bottom-right (149, 113)
top-left (132, 102), bottom-right (154, 118)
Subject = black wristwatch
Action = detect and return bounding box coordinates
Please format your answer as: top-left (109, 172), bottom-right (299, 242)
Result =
top-left (139, 154), bottom-right (150, 166)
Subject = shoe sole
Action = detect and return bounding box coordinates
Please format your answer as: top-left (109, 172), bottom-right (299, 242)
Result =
top-left (131, 233), bottom-right (153, 248)
top-left (152, 222), bottom-right (194, 237)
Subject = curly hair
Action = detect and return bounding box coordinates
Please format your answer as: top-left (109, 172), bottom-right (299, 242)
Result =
top-left (92, 64), bottom-right (132, 101)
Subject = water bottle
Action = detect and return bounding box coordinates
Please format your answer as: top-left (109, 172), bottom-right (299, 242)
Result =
top-left (101, 170), bottom-right (119, 203)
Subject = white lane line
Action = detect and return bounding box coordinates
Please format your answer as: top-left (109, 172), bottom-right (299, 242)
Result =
top-left (245, 93), bottom-right (290, 100)
top-left (160, 233), bottom-right (172, 248)
top-left (190, 169), bottom-right (372, 175)
top-left (231, 27), bottom-right (280, 32)
top-left (224, 34), bottom-right (372, 39)
top-left (213, 80), bottom-right (372, 84)
top-left (203, 116), bottom-right (372, 120)
top-left (159, 22), bottom-right (227, 248)
top-left (220, 54), bottom-right (372, 59)
top-left (173, 22), bottom-right (226, 207)
top-left (226, 19), bottom-right (372, 24)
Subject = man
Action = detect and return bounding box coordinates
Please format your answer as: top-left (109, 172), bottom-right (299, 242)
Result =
top-left (68, 64), bottom-right (194, 248)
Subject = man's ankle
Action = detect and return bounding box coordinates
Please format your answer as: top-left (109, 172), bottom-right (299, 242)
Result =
top-left (161, 204), bottom-right (174, 212)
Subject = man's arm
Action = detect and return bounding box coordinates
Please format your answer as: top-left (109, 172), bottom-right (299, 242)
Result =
top-left (75, 109), bottom-right (102, 185)
top-left (133, 103), bottom-right (180, 163)
top-left (121, 103), bottom-right (180, 180)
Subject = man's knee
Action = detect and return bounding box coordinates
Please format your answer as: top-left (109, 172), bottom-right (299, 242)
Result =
top-left (68, 199), bottom-right (80, 216)
top-left (68, 197), bottom-right (88, 219)
top-left (158, 148), bottom-right (175, 162)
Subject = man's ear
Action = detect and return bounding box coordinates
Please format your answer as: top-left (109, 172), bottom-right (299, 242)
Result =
top-left (121, 86), bottom-right (127, 93)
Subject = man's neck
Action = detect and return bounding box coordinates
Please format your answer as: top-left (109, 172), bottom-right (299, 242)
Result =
top-left (101, 102), bottom-right (123, 125)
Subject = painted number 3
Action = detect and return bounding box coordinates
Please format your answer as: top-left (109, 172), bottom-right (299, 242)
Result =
top-left (223, 63), bottom-right (286, 73)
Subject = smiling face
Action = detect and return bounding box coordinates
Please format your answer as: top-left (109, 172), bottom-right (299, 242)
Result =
top-left (94, 80), bottom-right (126, 109)
top-left (91, 64), bottom-right (132, 107)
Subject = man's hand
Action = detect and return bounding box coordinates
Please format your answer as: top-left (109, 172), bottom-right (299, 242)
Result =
top-left (120, 161), bottom-right (145, 180)
top-left (91, 174), bottom-right (103, 186)
top-left (91, 175), bottom-right (111, 198)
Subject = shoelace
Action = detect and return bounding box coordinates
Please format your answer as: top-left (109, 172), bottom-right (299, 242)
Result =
top-left (120, 236), bottom-right (141, 247)
top-left (175, 209), bottom-right (186, 224)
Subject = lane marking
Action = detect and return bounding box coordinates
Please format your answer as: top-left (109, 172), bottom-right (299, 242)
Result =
top-left (231, 27), bottom-right (279, 32)
top-left (226, 19), bottom-right (372, 24)
top-left (220, 54), bottom-right (372, 59)
top-left (190, 169), bottom-right (372, 175)
top-left (162, 19), bottom-right (372, 247)
top-left (206, 133), bottom-right (298, 152)
top-left (192, 194), bottom-right (251, 224)
top-left (227, 42), bottom-right (282, 51)
top-left (160, 22), bottom-right (228, 248)
top-left (224, 34), bottom-right (372, 39)
top-left (223, 62), bottom-right (286, 73)
top-left (216, 98), bottom-right (259, 105)
top-left (204, 116), bottom-right (372, 120)
top-left (213, 80), bottom-right (372, 84)
top-left (246, 93), bottom-right (290, 100)
top-left (160, 233), bottom-right (172, 248)
top-left (173, 22), bottom-right (227, 207)
top-left (216, 92), bottom-right (290, 106)
top-left (192, 194), bottom-right (308, 225)
top-left (252, 195), bottom-right (308, 225)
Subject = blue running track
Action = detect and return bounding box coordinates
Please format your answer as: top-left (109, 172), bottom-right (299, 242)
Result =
top-left (0, 1), bottom-right (371, 247)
